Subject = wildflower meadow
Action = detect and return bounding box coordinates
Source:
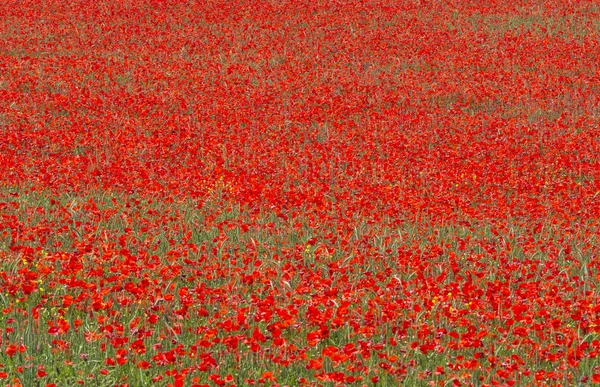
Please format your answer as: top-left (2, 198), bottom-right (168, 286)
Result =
top-left (0, 0), bottom-right (599, 386)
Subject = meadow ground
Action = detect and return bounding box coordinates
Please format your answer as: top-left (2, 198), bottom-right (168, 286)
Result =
top-left (0, 0), bottom-right (599, 386)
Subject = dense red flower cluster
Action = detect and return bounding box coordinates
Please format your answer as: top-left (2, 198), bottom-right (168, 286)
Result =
top-left (0, 0), bottom-right (599, 385)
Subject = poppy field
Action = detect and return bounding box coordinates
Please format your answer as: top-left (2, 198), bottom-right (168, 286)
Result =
top-left (1, 0), bottom-right (599, 385)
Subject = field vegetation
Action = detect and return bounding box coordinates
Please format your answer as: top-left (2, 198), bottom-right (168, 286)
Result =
top-left (0, 0), bottom-right (599, 386)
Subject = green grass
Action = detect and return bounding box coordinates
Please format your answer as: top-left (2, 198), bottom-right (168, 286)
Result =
top-left (0, 185), bottom-right (598, 385)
